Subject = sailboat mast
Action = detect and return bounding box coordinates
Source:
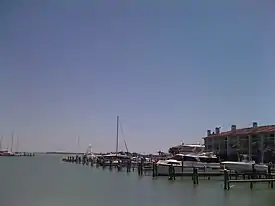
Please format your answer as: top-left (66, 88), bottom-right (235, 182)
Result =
top-left (16, 135), bottom-right (19, 153)
top-left (77, 136), bottom-right (80, 154)
top-left (0, 135), bottom-right (3, 150)
top-left (11, 132), bottom-right (14, 153)
top-left (124, 139), bottom-right (129, 153)
top-left (116, 116), bottom-right (119, 154)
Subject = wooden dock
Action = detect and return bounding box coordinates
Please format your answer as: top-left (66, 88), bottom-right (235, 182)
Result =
top-left (223, 169), bottom-right (275, 190)
top-left (157, 171), bottom-right (223, 177)
top-left (62, 155), bottom-right (275, 190)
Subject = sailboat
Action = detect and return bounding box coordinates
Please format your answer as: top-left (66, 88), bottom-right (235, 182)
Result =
top-left (0, 134), bottom-right (15, 156)
top-left (102, 116), bottom-right (130, 164)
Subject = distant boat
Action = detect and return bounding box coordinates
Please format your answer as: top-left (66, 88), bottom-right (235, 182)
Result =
top-left (0, 149), bottom-right (15, 156)
top-left (84, 144), bottom-right (97, 160)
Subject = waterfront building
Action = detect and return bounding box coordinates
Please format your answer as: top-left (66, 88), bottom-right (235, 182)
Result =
top-left (203, 122), bottom-right (275, 162)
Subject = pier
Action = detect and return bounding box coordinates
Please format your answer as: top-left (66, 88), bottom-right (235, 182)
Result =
top-left (223, 168), bottom-right (275, 190)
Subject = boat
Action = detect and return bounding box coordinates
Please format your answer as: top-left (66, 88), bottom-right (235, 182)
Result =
top-left (169, 142), bottom-right (205, 154)
top-left (220, 161), bottom-right (268, 173)
top-left (0, 134), bottom-right (15, 156)
top-left (221, 154), bottom-right (268, 173)
top-left (156, 153), bottom-right (221, 176)
top-left (100, 116), bottom-right (131, 166)
top-left (84, 144), bottom-right (97, 160)
top-left (0, 149), bottom-right (15, 156)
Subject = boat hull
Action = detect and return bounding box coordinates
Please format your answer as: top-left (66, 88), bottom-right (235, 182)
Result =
top-left (156, 162), bottom-right (221, 176)
top-left (221, 161), bottom-right (268, 173)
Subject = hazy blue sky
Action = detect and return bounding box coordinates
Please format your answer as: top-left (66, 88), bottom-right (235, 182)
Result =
top-left (0, 0), bottom-right (275, 153)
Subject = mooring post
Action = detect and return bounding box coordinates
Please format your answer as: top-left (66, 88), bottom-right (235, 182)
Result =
top-left (172, 165), bottom-right (176, 180)
top-left (250, 181), bottom-right (253, 190)
top-left (195, 168), bottom-right (199, 184)
top-left (102, 160), bottom-right (106, 169)
top-left (137, 162), bottom-right (141, 176)
top-left (192, 167), bottom-right (198, 185)
top-left (126, 160), bottom-right (131, 173)
top-left (168, 164), bottom-right (175, 180)
top-left (224, 169), bottom-right (229, 190)
top-left (181, 160), bottom-right (184, 179)
top-left (152, 162), bottom-right (156, 178)
top-left (252, 164), bottom-right (256, 179)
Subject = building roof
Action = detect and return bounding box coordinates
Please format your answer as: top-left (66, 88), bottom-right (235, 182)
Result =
top-left (203, 125), bottom-right (275, 139)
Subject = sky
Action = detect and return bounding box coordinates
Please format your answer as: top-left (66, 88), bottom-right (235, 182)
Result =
top-left (0, 0), bottom-right (275, 153)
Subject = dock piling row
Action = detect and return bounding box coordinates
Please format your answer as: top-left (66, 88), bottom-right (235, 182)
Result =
top-left (62, 156), bottom-right (275, 190)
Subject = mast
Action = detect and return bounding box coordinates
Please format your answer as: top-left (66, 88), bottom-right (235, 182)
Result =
top-left (11, 132), bottom-right (14, 153)
top-left (116, 116), bottom-right (119, 154)
top-left (0, 135), bottom-right (3, 150)
top-left (77, 136), bottom-right (80, 154)
top-left (16, 135), bottom-right (19, 153)
top-left (119, 121), bottom-right (129, 154)
top-left (124, 139), bottom-right (129, 154)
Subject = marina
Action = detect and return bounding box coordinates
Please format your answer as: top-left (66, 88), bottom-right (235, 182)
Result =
top-left (1, 1), bottom-right (274, 205)
top-left (61, 149), bottom-right (275, 191)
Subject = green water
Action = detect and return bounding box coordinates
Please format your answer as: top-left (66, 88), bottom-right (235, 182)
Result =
top-left (1, 155), bottom-right (275, 206)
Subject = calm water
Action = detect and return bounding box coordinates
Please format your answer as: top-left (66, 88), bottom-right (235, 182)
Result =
top-left (1, 155), bottom-right (275, 206)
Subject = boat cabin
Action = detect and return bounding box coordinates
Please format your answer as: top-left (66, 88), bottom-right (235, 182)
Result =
top-left (102, 154), bottom-right (131, 160)
top-left (171, 154), bottom-right (220, 163)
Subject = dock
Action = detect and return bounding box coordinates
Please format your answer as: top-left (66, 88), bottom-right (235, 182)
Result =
top-left (223, 168), bottom-right (275, 190)
top-left (61, 155), bottom-right (275, 190)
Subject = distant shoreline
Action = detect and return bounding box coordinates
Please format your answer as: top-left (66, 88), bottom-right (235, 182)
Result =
top-left (44, 152), bottom-right (84, 155)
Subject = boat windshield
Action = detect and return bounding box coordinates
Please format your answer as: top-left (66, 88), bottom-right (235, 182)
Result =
top-left (199, 157), bottom-right (220, 163)
top-left (171, 155), bottom-right (198, 162)
top-left (167, 161), bottom-right (181, 165)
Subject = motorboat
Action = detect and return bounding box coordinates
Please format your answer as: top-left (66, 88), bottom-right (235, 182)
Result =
top-left (221, 161), bottom-right (268, 173)
top-left (0, 149), bottom-right (15, 156)
top-left (101, 153), bottom-right (131, 166)
top-left (156, 153), bottom-right (221, 176)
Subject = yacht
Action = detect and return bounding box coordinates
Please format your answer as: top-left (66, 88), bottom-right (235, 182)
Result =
top-left (156, 153), bottom-right (221, 176)
top-left (0, 149), bottom-right (15, 156)
top-left (101, 153), bottom-right (131, 166)
top-left (221, 155), bottom-right (268, 173)
top-left (169, 142), bottom-right (205, 154)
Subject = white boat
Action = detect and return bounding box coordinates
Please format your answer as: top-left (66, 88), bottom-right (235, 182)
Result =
top-left (169, 142), bottom-right (205, 154)
top-left (84, 144), bottom-right (97, 160)
top-left (0, 149), bottom-right (15, 156)
top-left (221, 161), bottom-right (268, 173)
top-left (221, 154), bottom-right (268, 173)
top-left (156, 153), bottom-right (221, 176)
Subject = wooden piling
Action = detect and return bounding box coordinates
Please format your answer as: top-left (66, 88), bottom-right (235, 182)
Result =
top-left (137, 162), bottom-right (142, 176)
top-left (126, 160), bottom-right (131, 172)
top-left (152, 162), bottom-right (157, 178)
top-left (168, 164), bottom-right (175, 180)
top-left (192, 167), bottom-right (198, 185)
top-left (223, 169), bottom-right (229, 190)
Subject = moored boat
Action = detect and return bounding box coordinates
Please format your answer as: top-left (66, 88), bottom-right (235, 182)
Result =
top-left (156, 153), bottom-right (221, 176)
top-left (221, 161), bottom-right (268, 173)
